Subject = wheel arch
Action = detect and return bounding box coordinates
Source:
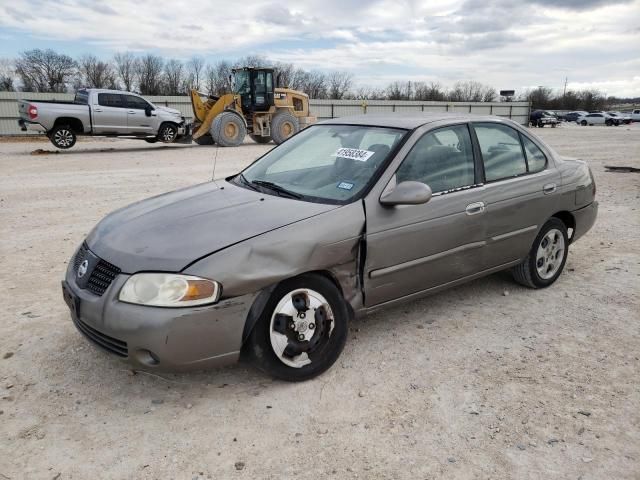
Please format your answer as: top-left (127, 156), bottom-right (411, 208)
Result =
top-left (551, 211), bottom-right (576, 242)
top-left (240, 269), bottom-right (352, 347)
top-left (53, 117), bottom-right (84, 133)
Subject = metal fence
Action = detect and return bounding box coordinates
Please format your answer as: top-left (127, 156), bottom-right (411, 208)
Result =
top-left (0, 91), bottom-right (530, 135)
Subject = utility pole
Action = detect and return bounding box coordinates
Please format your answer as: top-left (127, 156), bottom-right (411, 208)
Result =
top-left (563, 77), bottom-right (568, 97)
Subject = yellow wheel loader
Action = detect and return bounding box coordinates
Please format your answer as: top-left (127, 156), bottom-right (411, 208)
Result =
top-left (190, 67), bottom-right (315, 146)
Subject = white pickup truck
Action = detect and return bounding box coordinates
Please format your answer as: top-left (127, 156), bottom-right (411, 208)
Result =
top-left (631, 109), bottom-right (640, 122)
top-left (18, 88), bottom-right (189, 149)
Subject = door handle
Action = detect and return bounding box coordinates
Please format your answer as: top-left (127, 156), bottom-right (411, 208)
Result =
top-left (127, 110), bottom-right (136, 114)
top-left (93, 108), bottom-right (102, 112)
top-left (543, 183), bottom-right (557, 194)
top-left (465, 202), bottom-right (485, 215)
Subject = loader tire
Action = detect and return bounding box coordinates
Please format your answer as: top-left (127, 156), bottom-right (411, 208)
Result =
top-left (271, 111), bottom-right (299, 145)
top-left (249, 134), bottom-right (272, 144)
top-left (211, 112), bottom-right (246, 147)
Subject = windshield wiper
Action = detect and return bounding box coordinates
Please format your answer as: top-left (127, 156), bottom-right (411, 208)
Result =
top-left (235, 173), bottom-right (259, 191)
top-left (250, 180), bottom-right (303, 199)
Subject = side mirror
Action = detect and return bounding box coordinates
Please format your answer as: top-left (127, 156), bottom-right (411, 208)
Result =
top-left (144, 106), bottom-right (152, 117)
top-left (380, 181), bottom-right (432, 206)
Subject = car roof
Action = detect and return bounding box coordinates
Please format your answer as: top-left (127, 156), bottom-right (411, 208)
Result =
top-left (317, 112), bottom-right (516, 130)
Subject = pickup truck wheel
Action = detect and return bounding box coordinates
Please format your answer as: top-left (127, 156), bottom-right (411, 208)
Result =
top-left (511, 218), bottom-right (569, 289)
top-left (49, 125), bottom-right (76, 149)
top-left (246, 274), bottom-right (349, 381)
top-left (144, 138), bottom-right (158, 144)
top-left (537, 121), bottom-right (544, 128)
top-left (210, 112), bottom-right (246, 147)
top-left (158, 123), bottom-right (178, 143)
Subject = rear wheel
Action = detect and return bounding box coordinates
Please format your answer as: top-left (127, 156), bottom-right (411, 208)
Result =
top-left (249, 134), bottom-right (272, 144)
top-left (581, 120), bottom-right (587, 126)
top-left (605, 119), bottom-right (613, 126)
top-left (271, 111), bottom-right (299, 145)
top-left (511, 218), bottom-right (569, 289)
top-left (211, 111), bottom-right (246, 147)
top-left (49, 125), bottom-right (76, 149)
top-left (246, 274), bottom-right (349, 381)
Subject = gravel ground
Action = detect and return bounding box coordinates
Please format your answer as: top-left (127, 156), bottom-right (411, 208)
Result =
top-left (0, 123), bottom-right (639, 479)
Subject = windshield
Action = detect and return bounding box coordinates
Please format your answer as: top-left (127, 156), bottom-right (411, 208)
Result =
top-left (234, 70), bottom-right (250, 95)
top-left (238, 124), bottom-right (407, 203)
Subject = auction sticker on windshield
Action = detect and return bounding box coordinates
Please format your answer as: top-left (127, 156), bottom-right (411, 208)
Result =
top-left (333, 148), bottom-right (374, 162)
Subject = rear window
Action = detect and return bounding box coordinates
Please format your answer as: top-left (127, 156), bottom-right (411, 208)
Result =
top-left (74, 91), bottom-right (89, 105)
top-left (98, 93), bottom-right (124, 108)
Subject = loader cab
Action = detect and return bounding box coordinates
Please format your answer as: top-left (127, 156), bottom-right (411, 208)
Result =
top-left (232, 67), bottom-right (275, 113)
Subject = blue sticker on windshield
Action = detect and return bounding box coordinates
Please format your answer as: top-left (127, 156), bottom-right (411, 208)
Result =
top-left (337, 181), bottom-right (355, 190)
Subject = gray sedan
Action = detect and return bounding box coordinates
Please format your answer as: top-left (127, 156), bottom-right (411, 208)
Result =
top-left (62, 113), bottom-right (598, 381)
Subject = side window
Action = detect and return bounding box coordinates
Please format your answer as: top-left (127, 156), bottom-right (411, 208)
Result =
top-left (396, 125), bottom-right (476, 193)
top-left (474, 123), bottom-right (526, 181)
top-left (98, 93), bottom-right (124, 108)
top-left (126, 95), bottom-right (150, 110)
top-left (521, 135), bottom-right (547, 173)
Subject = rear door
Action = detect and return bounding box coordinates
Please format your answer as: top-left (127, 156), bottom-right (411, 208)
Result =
top-left (92, 93), bottom-right (127, 133)
top-left (364, 123), bottom-right (488, 306)
top-left (471, 122), bottom-right (561, 268)
top-left (124, 94), bottom-right (156, 134)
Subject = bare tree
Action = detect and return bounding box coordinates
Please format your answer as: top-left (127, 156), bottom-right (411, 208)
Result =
top-left (15, 49), bottom-right (76, 92)
top-left (114, 52), bottom-right (137, 91)
top-left (386, 81), bottom-right (412, 100)
top-left (447, 80), bottom-right (495, 102)
top-left (414, 81), bottom-right (446, 101)
top-left (522, 86), bottom-right (555, 109)
top-left (205, 60), bottom-right (232, 96)
top-left (163, 59), bottom-right (184, 95)
top-left (301, 71), bottom-right (327, 99)
top-left (136, 54), bottom-right (164, 95)
top-left (0, 58), bottom-right (14, 91)
top-left (186, 56), bottom-right (205, 90)
top-left (78, 55), bottom-right (116, 89)
top-left (328, 71), bottom-right (353, 100)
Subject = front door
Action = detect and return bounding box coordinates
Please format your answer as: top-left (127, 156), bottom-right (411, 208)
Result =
top-left (92, 93), bottom-right (127, 134)
top-left (124, 95), bottom-right (155, 135)
top-left (364, 123), bottom-right (487, 307)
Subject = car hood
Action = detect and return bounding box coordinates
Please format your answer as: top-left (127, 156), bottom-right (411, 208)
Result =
top-left (156, 106), bottom-right (182, 116)
top-left (86, 181), bottom-right (338, 273)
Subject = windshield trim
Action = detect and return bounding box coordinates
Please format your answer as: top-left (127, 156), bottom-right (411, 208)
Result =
top-left (230, 123), bottom-right (412, 205)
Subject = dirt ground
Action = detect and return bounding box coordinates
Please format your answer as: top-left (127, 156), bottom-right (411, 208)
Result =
top-left (1, 123), bottom-right (639, 480)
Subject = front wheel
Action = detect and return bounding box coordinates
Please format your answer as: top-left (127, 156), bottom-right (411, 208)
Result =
top-left (605, 119), bottom-right (613, 126)
top-left (581, 120), bottom-right (587, 126)
top-left (246, 274), bottom-right (349, 381)
top-left (511, 218), bottom-right (569, 289)
top-left (49, 125), bottom-right (77, 149)
top-left (271, 111), bottom-right (300, 144)
top-left (210, 111), bottom-right (246, 147)
top-left (158, 123), bottom-right (178, 143)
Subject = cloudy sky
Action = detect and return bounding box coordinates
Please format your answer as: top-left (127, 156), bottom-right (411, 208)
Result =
top-left (0, 0), bottom-right (639, 96)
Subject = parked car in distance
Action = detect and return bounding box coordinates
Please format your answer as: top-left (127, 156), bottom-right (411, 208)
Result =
top-left (62, 113), bottom-right (598, 381)
top-left (18, 88), bottom-right (189, 149)
top-left (606, 111), bottom-right (632, 124)
top-left (562, 111), bottom-right (588, 122)
top-left (577, 112), bottom-right (619, 126)
top-left (530, 110), bottom-right (559, 128)
top-left (631, 109), bottom-right (640, 122)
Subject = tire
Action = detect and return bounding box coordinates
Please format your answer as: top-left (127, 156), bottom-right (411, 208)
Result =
top-left (194, 134), bottom-right (215, 145)
top-left (144, 138), bottom-right (158, 144)
top-left (605, 119), bottom-right (613, 126)
top-left (249, 134), bottom-right (272, 144)
top-left (49, 125), bottom-right (76, 149)
top-left (158, 123), bottom-right (178, 143)
top-left (210, 111), bottom-right (246, 147)
top-left (246, 274), bottom-right (349, 381)
top-left (551, 123), bottom-right (556, 128)
top-left (271, 111), bottom-right (299, 145)
top-left (581, 120), bottom-right (587, 126)
top-left (537, 121), bottom-right (544, 128)
top-left (511, 218), bottom-right (569, 289)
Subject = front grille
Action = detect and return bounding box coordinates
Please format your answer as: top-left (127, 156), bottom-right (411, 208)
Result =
top-left (72, 315), bottom-right (128, 357)
top-left (86, 259), bottom-right (121, 296)
top-left (73, 243), bottom-right (121, 296)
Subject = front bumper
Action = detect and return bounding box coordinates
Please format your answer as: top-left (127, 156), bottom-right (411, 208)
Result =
top-left (62, 252), bottom-right (257, 372)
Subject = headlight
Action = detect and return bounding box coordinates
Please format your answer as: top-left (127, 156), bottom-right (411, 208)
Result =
top-left (119, 273), bottom-right (221, 307)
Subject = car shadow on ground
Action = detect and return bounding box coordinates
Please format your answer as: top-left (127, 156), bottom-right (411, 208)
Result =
top-left (28, 144), bottom-right (198, 156)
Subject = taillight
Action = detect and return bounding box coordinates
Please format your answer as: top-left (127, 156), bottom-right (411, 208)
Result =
top-left (27, 104), bottom-right (38, 120)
